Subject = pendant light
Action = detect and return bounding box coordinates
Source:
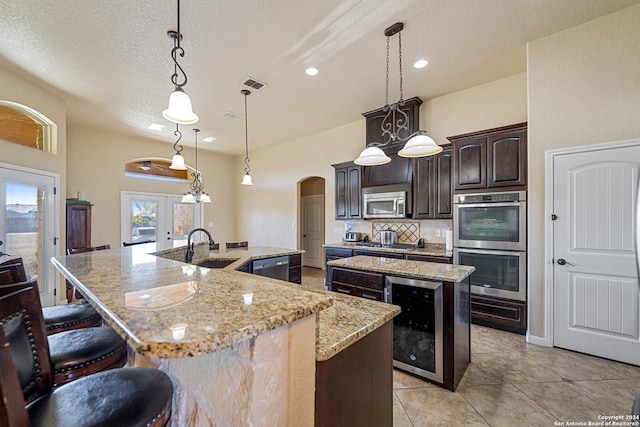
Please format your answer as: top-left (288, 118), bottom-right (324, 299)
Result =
top-left (181, 128), bottom-right (211, 203)
top-left (162, 0), bottom-right (198, 125)
top-left (241, 89), bottom-right (253, 186)
top-left (169, 124), bottom-right (187, 170)
top-left (354, 22), bottom-right (441, 166)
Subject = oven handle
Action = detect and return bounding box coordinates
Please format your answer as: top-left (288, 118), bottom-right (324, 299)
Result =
top-left (456, 202), bottom-right (522, 208)
top-left (456, 247), bottom-right (524, 257)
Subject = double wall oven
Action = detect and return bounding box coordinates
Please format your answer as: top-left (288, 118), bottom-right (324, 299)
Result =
top-left (453, 191), bottom-right (527, 302)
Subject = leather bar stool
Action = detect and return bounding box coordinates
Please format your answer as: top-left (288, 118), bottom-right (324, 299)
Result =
top-left (226, 241), bottom-right (249, 249)
top-left (0, 257), bottom-right (102, 335)
top-left (1, 280), bottom-right (127, 387)
top-left (0, 283), bottom-right (173, 426)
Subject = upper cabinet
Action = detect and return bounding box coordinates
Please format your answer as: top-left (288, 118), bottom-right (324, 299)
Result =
top-left (361, 146), bottom-right (413, 187)
top-left (362, 97), bottom-right (423, 149)
top-left (333, 162), bottom-right (362, 220)
top-left (412, 148), bottom-right (452, 219)
top-left (448, 123), bottom-right (527, 192)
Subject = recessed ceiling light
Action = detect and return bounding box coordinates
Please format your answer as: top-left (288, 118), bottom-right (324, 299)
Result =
top-left (147, 123), bottom-right (165, 131)
top-left (305, 67), bottom-right (319, 76)
top-left (203, 137), bottom-right (216, 143)
top-left (413, 59), bottom-right (428, 69)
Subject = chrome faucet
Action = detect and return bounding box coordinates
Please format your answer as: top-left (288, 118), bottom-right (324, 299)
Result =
top-left (186, 228), bottom-right (215, 263)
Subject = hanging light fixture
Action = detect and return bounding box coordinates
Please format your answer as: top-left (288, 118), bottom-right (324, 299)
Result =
top-left (169, 124), bottom-right (187, 170)
top-left (181, 128), bottom-right (211, 203)
top-left (354, 22), bottom-right (441, 166)
top-left (162, 0), bottom-right (198, 125)
top-left (240, 89), bottom-right (253, 186)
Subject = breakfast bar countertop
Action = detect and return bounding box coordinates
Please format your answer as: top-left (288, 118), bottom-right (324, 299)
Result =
top-left (52, 241), bottom-right (400, 362)
top-left (52, 243), bottom-right (332, 359)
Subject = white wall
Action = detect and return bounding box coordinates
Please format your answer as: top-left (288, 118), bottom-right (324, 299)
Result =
top-left (527, 4), bottom-right (640, 338)
top-left (67, 125), bottom-right (237, 248)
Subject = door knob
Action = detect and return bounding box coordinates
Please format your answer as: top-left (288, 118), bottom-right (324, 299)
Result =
top-left (557, 258), bottom-right (575, 266)
top-left (0, 251), bottom-right (12, 257)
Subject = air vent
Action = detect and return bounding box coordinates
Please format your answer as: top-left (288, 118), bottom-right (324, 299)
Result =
top-left (224, 111), bottom-right (242, 119)
top-left (242, 77), bottom-right (267, 91)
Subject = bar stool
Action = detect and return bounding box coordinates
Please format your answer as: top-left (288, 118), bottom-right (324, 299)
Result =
top-left (0, 257), bottom-right (102, 335)
top-left (0, 283), bottom-right (173, 426)
top-left (226, 241), bottom-right (248, 249)
top-left (1, 280), bottom-right (127, 387)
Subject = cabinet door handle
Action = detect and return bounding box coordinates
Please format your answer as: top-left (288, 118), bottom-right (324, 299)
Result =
top-left (336, 288), bottom-right (352, 294)
top-left (361, 292), bottom-right (379, 300)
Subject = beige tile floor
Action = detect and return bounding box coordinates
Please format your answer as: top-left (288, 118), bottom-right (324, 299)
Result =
top-left (302, 267), bottom-right (640, 426)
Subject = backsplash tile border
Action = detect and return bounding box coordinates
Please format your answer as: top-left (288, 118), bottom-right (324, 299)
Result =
top-left (372, 221), bottom-right (420, 243)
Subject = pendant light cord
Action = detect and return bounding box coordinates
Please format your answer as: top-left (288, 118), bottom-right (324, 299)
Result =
top-left (242, 90), bottom-right (251, 174)
top-left (173, 123), bottom-right (183, 153)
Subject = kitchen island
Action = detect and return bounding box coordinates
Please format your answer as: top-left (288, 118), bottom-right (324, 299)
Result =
top-left (327, 255), bottom-right (474, 391)
top-left (52, 242), bottom-right (399, 426)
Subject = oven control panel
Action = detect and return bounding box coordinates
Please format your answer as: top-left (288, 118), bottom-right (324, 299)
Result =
top-left (454, 191), bottom-right (525, 204)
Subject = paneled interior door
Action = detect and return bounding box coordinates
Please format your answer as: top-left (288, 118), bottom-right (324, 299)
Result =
top-left (301, 195), bottom-right (324, 269)
top-left (0, 164), bottom-right (57, 307)
top-left (552, 141), bottom-right (640, 365)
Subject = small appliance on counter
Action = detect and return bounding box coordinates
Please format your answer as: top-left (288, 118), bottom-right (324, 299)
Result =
top-left (344, 231), bottom-right (363, 242)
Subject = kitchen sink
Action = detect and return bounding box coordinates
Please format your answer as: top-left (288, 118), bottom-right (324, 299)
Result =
top-left (195, 258), bottom-right (239, 269)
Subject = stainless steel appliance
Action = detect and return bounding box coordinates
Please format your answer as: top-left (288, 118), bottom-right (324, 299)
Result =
top-left (453, 191), bottom-right (526, 251)
top-left (454, 248), bottom-right (526, 301)
top-left (344, 231), bottom-right (362, 242)
top-left (453, 191), bottom-right (527, 302)
top-left (363, 191), bottom-right (406, 219)
top-left (385, 276), bottom-right (443, 383)
top-left (252, 256), bottom-right (289, 281)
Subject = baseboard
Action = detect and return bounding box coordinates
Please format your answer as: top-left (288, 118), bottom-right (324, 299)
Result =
top-left (526, 334), bottom-right (550, 347)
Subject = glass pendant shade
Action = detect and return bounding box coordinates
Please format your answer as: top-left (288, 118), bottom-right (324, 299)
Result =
top-left (354, 146), bottom-right (391, 166)
top-left (241, 173), bottom-right (253, 186)
top-left (163, 89), bottom-right (199, 125)
top-left (181, 192), bottom-right (195, 203)
top-left (199, 192), bottom-right (211, 203)
top-left (398, 133), bottom-right (443, 158)
top-left (169, 152), bottom-right (187, 170)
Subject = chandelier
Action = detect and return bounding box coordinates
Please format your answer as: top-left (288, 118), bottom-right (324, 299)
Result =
top-left (354, 22), bottom-right (441, 166)
top-left (162, 0), bottom-right (198, 125)
top-left (181, 128), bottom-right (211, 203)
top-left (241, 89), bottom-right (253, 186)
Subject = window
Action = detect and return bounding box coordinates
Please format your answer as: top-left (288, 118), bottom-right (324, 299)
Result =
top-left (0, 101), bottom-right (56, 154)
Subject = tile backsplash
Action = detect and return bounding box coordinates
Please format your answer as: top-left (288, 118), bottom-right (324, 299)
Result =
top-left (342, 219), bottom-right (453, 244)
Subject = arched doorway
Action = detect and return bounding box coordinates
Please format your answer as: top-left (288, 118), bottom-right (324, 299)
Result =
top-left (299, 177), bottom-right (325, 270)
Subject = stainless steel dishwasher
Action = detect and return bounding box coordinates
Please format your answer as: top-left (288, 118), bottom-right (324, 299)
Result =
top-left (252, 256), bottom-right (289, 281)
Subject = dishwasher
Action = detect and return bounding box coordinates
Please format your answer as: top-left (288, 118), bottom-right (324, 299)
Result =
top-left (252, 256), bottom-right (289, 281)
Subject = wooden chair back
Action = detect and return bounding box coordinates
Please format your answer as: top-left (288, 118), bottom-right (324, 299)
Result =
top-left (225, 241), bottom-right (248, 249)
top-left (0, 280), bottom-right (53, 407)
top-left (209, 243), bottom-right (220, 250)
top-left (0, 258), bottom-right (27, 283)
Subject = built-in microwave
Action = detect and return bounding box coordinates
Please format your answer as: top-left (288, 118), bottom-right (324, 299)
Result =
top-left (363, 191), bottom-right (406, 219)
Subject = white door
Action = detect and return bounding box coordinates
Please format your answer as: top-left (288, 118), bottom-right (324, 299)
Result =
top-left (0, 164), bottom-right (58, 307)
top-left (552, 142), bottom-right (640, 365)
top-left (301, 195), bottom-right (324, 268)
top-left (121, 192), bottom-right (203, 245)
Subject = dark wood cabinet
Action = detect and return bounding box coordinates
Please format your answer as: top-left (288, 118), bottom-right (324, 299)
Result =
top-left (328, 266), bottom-right (385, 302)
top-left (361, 148), bottom-right (413, 188)
top-left (66, 202), bottom-right (92, 251)
top-left (333, 162), bottom-right (362, 220)
top-left (449, 123), bottom-right (527, 192)
top-left (471, 294), bottom-right (527, 335)
top-left (288, 253), bottom-right (302, 284)
top-left (412, 148), bottom-right (452, 219)
top-left (362, 97), bottom-right (422, 149)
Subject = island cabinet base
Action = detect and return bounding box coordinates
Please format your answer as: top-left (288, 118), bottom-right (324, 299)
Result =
top-left (315, 321), bottom-right (393, 427)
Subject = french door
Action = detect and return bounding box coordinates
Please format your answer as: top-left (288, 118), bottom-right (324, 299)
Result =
top-left (121, 191), bottom-right (203, 245)
top-left (0, 163), bottom-right (58, 307)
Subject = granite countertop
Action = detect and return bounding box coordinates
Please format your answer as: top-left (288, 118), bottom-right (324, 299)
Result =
top-left (327, 255), bottom-right (475, 283)
top-left (324, 242), bottom-right (453, 258)
top-left (53, 242), bottom-right (400, 362)
top-left (52, 243), bottom-right (332, 359)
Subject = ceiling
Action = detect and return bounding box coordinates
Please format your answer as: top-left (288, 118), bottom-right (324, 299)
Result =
top-left (1, 0), bottom-right (638, 155)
